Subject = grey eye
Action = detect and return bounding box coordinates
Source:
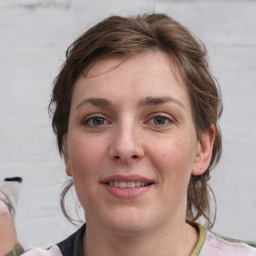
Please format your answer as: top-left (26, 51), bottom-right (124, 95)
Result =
top-left (91, 117), bottom-right (105, 126)
top-left (153, 116), bottom-right (168, 125)
top-left (83, 116), bottom-right (107, 127)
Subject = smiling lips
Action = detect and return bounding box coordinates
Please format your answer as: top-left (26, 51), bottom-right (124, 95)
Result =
top-left (101, 175), bottom-right (154, 199)
top-left (107, 181), bottom-right (150, 188)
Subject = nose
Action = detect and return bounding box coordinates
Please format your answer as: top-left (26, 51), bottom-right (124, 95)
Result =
top-left (109, 122), bottom-right (144, 163)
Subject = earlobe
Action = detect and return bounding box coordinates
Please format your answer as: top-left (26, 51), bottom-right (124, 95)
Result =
top-left (192, 124), bottom-right (215, 176)
top-left (63, 135), bottom-right (72, 177)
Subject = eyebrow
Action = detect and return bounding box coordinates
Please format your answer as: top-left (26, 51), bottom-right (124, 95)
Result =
top-left (75, 96), bottom-right (185, 109)
top-left (138, 96), bottom-right (185, 109)
top-left (75, 98), bottom-right (113, 109)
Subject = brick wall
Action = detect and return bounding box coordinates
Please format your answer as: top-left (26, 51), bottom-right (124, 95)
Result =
top-left (0, 0), bottom-right (255, 248)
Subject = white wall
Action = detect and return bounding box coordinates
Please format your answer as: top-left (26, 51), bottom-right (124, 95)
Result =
top-left (0, 0), bottom-right (255, 248)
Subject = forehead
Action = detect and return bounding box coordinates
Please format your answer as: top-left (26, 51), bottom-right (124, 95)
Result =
top-left (72, 50), bottom-right (191, 110)
top-left (86, 50), bottom-right (182, 82)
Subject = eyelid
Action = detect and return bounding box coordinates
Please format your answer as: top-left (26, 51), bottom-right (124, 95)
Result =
top-left (147, 112), bottom-right (173, 121)
top-left (81, 113), bottom-right (111, 126)
top-left (146, 112), bottom-right (175, 126)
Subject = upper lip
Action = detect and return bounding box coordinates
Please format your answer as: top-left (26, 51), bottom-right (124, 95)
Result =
top-left (101, 174), bottom-right (154, 184)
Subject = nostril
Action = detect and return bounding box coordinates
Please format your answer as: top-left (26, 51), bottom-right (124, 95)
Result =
top-left (113, 155), bottom-right (139, 160)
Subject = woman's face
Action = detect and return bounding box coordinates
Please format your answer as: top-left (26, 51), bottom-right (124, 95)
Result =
top-left (64, 50), bottom-right (213, 235)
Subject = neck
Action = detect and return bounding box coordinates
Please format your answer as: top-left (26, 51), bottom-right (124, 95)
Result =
top-left (83, 219), bottom-right (199, 256)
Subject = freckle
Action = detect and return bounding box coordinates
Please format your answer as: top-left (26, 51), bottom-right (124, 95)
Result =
top-left (162, 154), bottom-right (165, 157)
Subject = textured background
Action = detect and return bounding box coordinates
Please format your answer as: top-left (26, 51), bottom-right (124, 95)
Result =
top-left (0, 0), bottom-right (256, 248)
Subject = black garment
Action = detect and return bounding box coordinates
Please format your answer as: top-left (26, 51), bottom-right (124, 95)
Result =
top-left (57, 224), bottom-right (85, 256)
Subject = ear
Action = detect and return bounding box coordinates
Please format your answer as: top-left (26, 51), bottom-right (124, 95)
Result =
top-left (192, 124), bottom-right (215, 176)
top-left (63, 135), bottom-right (72, 177)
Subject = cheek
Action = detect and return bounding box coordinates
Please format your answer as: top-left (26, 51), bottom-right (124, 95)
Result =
top-left (67, 134), bottom-right (106, 211)
top-left (68, 133), bottom-right (106, 173)
top-left (148, 136), bottom-right (196, 181)
top-left (146, 136), bottom-right (197, 213)
top-left (67, 134), bottom-right (107, 191)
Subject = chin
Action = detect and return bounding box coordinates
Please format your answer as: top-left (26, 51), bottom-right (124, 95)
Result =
top-left (108, 221), bottom-right (150, 237)
top-left (103, 207), bottom-right (155, 236)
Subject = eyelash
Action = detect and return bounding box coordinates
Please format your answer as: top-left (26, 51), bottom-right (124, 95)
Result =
top-left (81, 113), bottom-right (174, 128)
top-left (82, 114), bottom-right (110, 127)
top-left (147, 114), bottom-right (173, 126)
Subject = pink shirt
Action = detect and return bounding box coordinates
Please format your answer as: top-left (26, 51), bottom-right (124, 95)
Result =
top-left (199, 231), bottom-right (256, 256)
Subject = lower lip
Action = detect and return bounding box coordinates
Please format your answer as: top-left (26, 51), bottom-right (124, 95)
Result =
top-left (102, 184), bottom-right (152, 199)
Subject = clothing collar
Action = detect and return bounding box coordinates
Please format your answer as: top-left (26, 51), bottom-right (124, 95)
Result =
top-left (57, 223), bottom-right (208, 256)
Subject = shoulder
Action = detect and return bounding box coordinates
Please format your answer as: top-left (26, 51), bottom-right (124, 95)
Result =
top-left (199, 226), bottom-right (256, 256)
top-left (214, 233), bottom-right (256, 249)
top-left (20, 246), bottom-right (63, 256)
top-left (7, 225), bottom-right (85, 256)
top-left (7, 244), bottom-right (62, 256)
top-left (6, 243), bottom-right (25, 256)
top-left (56, 224), bottom-right (85, 256)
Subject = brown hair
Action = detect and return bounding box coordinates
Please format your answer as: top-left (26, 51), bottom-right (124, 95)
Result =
top-left (49, 13), bottom-right (222, 228)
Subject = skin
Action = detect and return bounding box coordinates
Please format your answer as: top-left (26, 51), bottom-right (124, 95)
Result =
top-left (64, 50), bottom-right (215, 256)
top-left (0, 199), bottom-right (17, 255)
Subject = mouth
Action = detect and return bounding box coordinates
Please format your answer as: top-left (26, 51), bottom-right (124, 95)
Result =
top-left (106, 181), bottom-right (153, 188)
top-left (101, 175), bottom-right (154, 198)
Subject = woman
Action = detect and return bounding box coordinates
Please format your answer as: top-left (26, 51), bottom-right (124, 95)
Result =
top-left (5, 13), bottom-right (256, 256)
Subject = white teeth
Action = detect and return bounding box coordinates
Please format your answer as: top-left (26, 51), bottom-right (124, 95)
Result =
top-left (119, 181), bottom-right (126, 188)
top-left (135, 181), bottom-right (141, 187)
top-left (127, 181), bottom-right (135, 188)
top-left (108, 181), bottom-right (149, 188)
